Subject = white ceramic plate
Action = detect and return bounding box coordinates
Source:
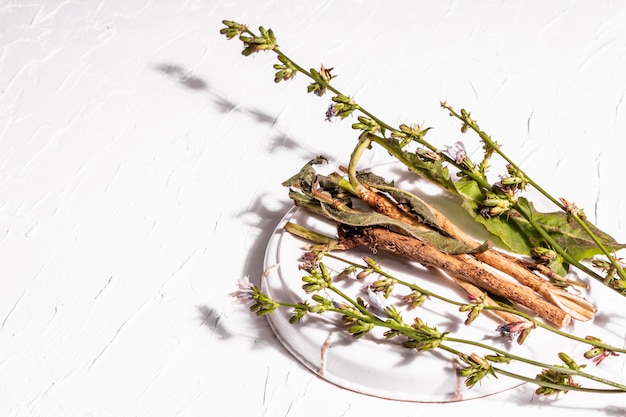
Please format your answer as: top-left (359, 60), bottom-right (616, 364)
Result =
top-left (262, 163), bottom-right (626, 402)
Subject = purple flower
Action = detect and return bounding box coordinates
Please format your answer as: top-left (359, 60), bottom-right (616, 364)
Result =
top-left (325, 104), bottom-right (338, 121)
top-left (232, 275), bottom-right (255, 304)
top-left (367, 285), bottom-right (391, 316)
top-left (496, 320), bottom-right (536, 344)
top-left (442, 141), bottom-right (467, 164)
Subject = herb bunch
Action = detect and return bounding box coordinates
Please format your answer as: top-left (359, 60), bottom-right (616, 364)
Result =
top-left (221, 19), bottom-right (626, 292)
top-left (222, 20), bottom-right (626, 398)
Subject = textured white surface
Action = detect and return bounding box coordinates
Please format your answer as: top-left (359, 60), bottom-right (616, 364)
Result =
top-left (2, 0), bottom-right (626, 415)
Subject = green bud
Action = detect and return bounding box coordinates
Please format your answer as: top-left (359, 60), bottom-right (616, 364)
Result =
top-left (308, 304), bottom-right (327, 313)
top-left (302, 283), bottom-right (322, 293)
top-left (356, 268), bottom-right (373, 280)
top-left (402, 339), bottom-right (420, 349)
top-left (535, 386), bottom-right (560, 396)
top-left (332, 94), bottom-right (354, 104)
top-left (351, 116), bottom-right (381, 134)
top-left (585, 335), bottom-right (603, 343)
top-left (348, 321), bottom-right (375, 338)
top-left (592, 259), bottom-right (612, 270)
top-left (307, 81), bottom-right (326, 96)
top-left (415, 148), bottom-right (441, 161)
top-left (250, 299), bottom-right (278, 316)
top-left (220, 20), bottom-right (248, 39)
top-left (485, 354), bottom-right (511, 364)
top-left (362, 256), bottom-right (378, 268)
top-left (384, 305), bottom-right (402, 324)
top-left (500, 176), bottom-right (523, 185)
top-left (402, 291), bottom-right (428, 309)
top-left (468, 353), bottom-right (489, 369)
top-left (311, 294), bottom-right (326, 303)
top-left (416, 339), bottom-right (440, 351)
top-left (273, 55), bottom-right (297, 83)
top-left (611, 278), bottom-right (626, 290)
top-left (558, 352), bottom-right (584, 371)
top-left (464, 307), bottom-right (481, 325)
top-left (289, 304), bottom-right (308, 323)
top-left (584, 347), bottom-right (604, 359)
top-left (383, 329), bottom-right (401, 339)
top-left (335, 266), bottom-right (355, 281)
top-left (371, 278), bottom-right (395, 297)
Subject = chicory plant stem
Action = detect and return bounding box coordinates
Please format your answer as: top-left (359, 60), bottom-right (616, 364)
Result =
top-left (224, 19), bottom-right (626, 396)
top-left (443, 104), bottom-right (626, 282)
top-left (324, 248), bottom-right (626, 355)
top-left (260, 256), bottom-right (626, 393)
top-left (227, 21), bottom-right (626, 290)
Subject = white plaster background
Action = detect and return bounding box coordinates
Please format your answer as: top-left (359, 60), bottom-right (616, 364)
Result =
top-left (1, 0), bottom-right (626, 415)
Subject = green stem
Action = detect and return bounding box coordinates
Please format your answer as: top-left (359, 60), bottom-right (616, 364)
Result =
top-left (523, 211), bottom-right (606, 281)
top-left (328, 282), bottom-right (374, 319)
top-left (325, 251), bottom-right (464, 307)
top-left (445, 104), bottom-right (626, 282)
top-left (444, 336), bottom-right (626, 391)
top-left (573, 212), bottom-right (626, 281)
top-left (362, 251), bottom-right (626, 354)
top-left (323, 259), bottom-right (626, 391)
top-left (229, 20), bottom-right (626, 397)
top-left (322, 286), bottom-right (626, 392)
top-left (347, 134), bottom-right (372, 192)
top-left (290, 223), bottom-right (626, 355)
top-left (363, 132), bottom-right (472, 195)
top-left (492, 366), bottom-right (624, 394)
top-left (284, 221), bottom-right (340, 246)
top-left (276, 300), bottom-right (308, 310)
top-left (272, 48), bottom-right (397, 136)
top-left (240, 23), bottom-right (626, 289)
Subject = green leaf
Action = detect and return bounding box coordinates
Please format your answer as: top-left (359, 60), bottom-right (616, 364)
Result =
top-left (517, 210), bottom-right (626, 261)
top-left (454, 179), bottom-right (626, 263)
top-left (453, 178), bottom-right (535, 254)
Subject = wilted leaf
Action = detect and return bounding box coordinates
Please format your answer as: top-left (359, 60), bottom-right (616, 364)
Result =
top-left (356, 171), bottom-right (441, 229)
top-left (321, 203), bottom-right (481, 255)
top-left (282, 156), bottom-right (327, 190)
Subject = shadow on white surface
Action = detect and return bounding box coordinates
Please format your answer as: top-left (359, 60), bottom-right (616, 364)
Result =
top-left (154, 62), bottom-right (276, 124)
top-left (153, 62), bottom-right (327, 157)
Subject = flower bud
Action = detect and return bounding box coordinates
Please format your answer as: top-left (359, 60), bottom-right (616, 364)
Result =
top-left (583, 347), bottom-right (604, 360)
top-left (531, 247), bottom-right (558, 264)
top-left (485, 354), bottom-right (511, 364)
top-left (558, 352), bottom-right (583, 371)
top-left (335, 267), bottom-right (354, 281)
top-left (402, 291), bottom-right (428, 309)
top-left (356, 268), bottom-right (373, 280)
top-left (362, 256), bottom-right (378, 268)
top-left (348, 321), bottom-right (374, 338)
top-left (332, 94), bottom-right (353, 104)
top-left (416, 148), bottom-right (441, 161)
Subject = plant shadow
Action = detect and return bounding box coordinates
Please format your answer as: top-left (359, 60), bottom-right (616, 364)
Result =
top-left (153, 62), bottom-right (311, 156)
top-left (153, 63), bottom-right (316, 360)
